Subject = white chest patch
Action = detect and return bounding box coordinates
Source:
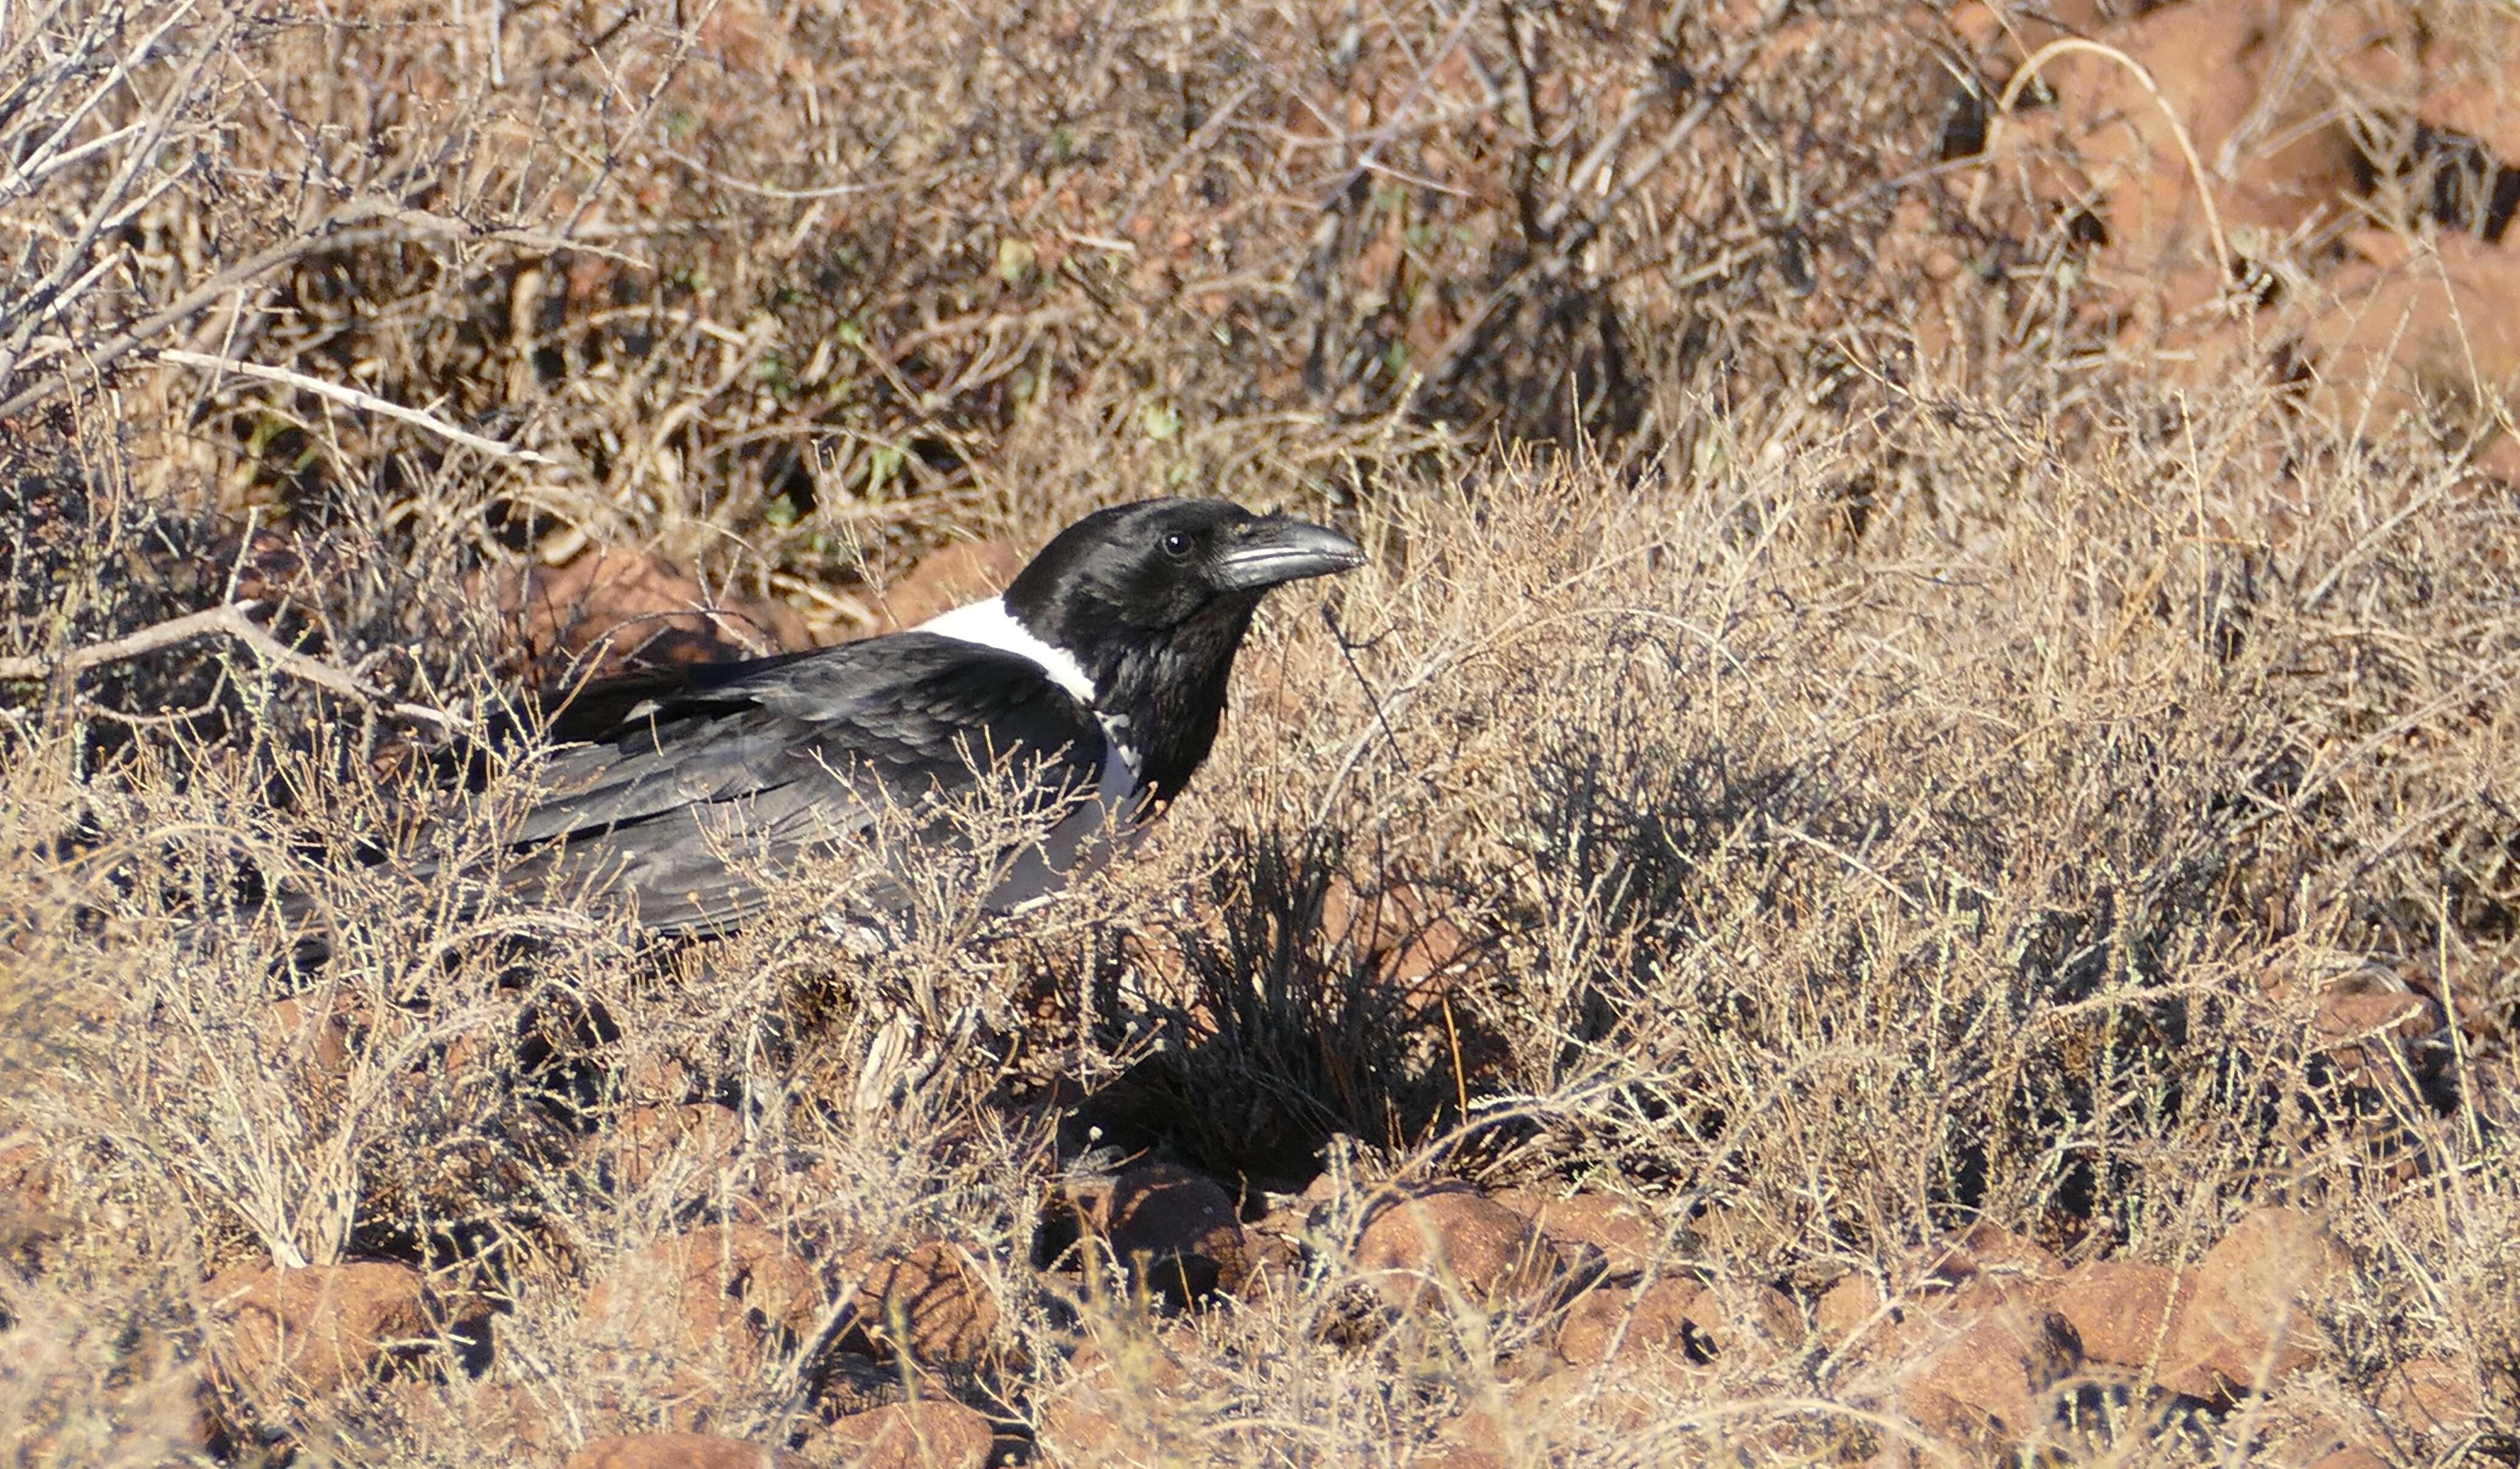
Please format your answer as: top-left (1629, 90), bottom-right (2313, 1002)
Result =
top-left (917, 596), bottom-right (1096, 706)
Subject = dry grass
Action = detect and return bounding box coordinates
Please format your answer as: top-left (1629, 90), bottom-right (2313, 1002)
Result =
top-left (4, 0), bottom-right (2518, 1464)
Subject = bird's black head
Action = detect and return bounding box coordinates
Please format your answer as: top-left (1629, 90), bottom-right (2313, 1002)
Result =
top-left (1005, 499), bottom-right (1366, 636)
top-left (1003, 499), bottom-right (1366, 800)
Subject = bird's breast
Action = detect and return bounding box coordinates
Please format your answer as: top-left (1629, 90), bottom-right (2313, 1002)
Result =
top-left (988, 722), bottom-right (1149, 910)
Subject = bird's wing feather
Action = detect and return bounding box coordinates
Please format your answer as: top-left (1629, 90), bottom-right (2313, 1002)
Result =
top-left (500, 634), bottom-right (1108, 931)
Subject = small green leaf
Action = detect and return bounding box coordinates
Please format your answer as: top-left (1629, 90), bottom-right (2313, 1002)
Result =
top-left (996, 237), bottom-right (1036, 285)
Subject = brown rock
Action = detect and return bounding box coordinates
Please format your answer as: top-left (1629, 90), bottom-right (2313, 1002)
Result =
top-left (2253, 1401), bottom-right (2363, 1469)
top-left (1490, 1189), bottom-right (1664, 1278)
top-left (1550, 1292), bottom-right (1628, 1370)
top-left (1408, 1451), bottom-right (1504, 1469)
top-left (2316, 0), bottom-right (2423, 94)
top-left (847, 1242), bottom-right (999, 1367)
top-left (261, 991), bottom-right (355, 1074)
top-left (1498, 1366), bottom-right (1670, 1434)
top-left (621, 1054), bottom-right (698, 1107)
top-left (0, 1133), bottom-right (60, 1257)
top-left (2305, 234), bottom-right (2520, 440)
top-left (811, 1399), bottom-right (994, 1469)
top-left (2375, 1356), bottom-right (2483, 1436)
top-left (1897, 1383), bottom-right (1999, 1462)
top-left (871, 540), bottom-right (1025, 631)
top-left (2313, 974), bottom-right (2443, 1082)
top-left (500, 547), bottom-right (808, 681)
top-left (1947, 0), bottom-right (2114, 60)
top-left (1924, 1221), bottom-right (2061, 1290)
top-left (1319, 874), bottom-right (1471, 1009)
top-left (2041, 1257), bottom-right (2180, 1372)
top-left (2164, 1207), bottom-right (2347, 1398)
top-left (1105, 1164), bottom-right (1248, 1299)
top-left (1065, 1332), bottom-right (1194, 1395)
top-left (211, 1259), bottom-right (430, 1396)
top-left (1354, 1184), bottom-right (1563, 1311)
top-left (1553, 1276), bottom-right (1701, 1366)
top-left (1681, 1277), bottom-right (1807, 1362)
top-left (1893, 1302), bottom-right (2082, 1442)
top-left (606, 1102), bottom-right (746, 1195)
top-left (1990, 0), bottom-right (2360, 272)
top-left (2478, 432), bottom-right (2520, 488)
top-left (1038, 1326), bottom-right (1206, 1458)
top-left (578, 1224), bottom-right (822, 1377)
top-left (1813, 1272), bottom-right (1886, 1341)
top-left (565, 1431), bottom-right (811, 1469)
top-left (2417, 76), bottom-right (2520, 167)
top-left (2305, 1450), bottom-right (2390, 1469)
top-left (1240, 1202), bottom-right (1313, 1299)
top-left (1432, 1403), bottom-right (1532, 1459)
top-left (1035, 1397), bottom-right (1128, 1462)
top-left (381, 1379), bottom-right (560, 1459)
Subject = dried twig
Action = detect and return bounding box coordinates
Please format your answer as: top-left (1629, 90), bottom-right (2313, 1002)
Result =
top-left (0, 223), bottom-right (407, 418)
top-left (0, 600), bottom-right (471, 736)
top-left (0, 195), bottom-right (635, 419)
top-left (156, 349), bottom-right (552, 465)
top-left (1969, 36), bottom-right (2233, 281)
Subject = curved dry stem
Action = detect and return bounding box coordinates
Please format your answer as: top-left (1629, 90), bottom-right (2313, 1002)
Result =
top-left (1970, 35), bottom-right (2234, 282)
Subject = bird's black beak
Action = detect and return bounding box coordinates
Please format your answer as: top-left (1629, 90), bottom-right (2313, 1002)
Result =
top-left (1208, 517), bottom-right (1367, 592)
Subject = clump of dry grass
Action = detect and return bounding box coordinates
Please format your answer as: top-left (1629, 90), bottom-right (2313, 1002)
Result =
top-left (24, 393), bottom-right (2520, 1469)
top-left (7, 395), bottom-right (2519, 1464)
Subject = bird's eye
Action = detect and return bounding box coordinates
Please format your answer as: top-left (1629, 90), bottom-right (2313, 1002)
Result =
top-left (1161, 530), bottom-right (1195, 560)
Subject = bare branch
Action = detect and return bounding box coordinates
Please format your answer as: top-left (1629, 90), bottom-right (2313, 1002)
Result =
top-left (0, 193), bottom-right (641, 418)
top-left (156, 349), bottom-right (554, 465)
top-left (0, 600), bottom-right (473, 737)
top-left (0, 603), bottom-right (249, 681)
top-left (0, 223), bottom-right (409, 417)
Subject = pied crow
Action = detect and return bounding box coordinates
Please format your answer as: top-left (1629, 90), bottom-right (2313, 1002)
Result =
top-left (494, 499), bottom-right (1366, 933)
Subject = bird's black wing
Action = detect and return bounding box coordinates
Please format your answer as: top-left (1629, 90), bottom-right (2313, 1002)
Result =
top-left (500, 633), bottom-right (1107, 933)
top-left (527, 647), bottom-right (827, 747)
